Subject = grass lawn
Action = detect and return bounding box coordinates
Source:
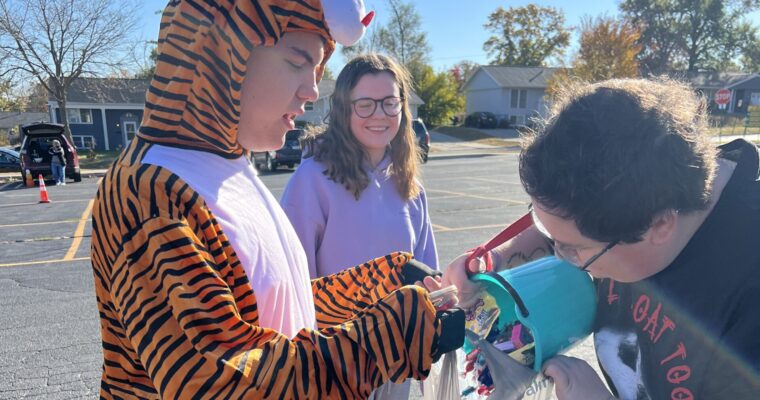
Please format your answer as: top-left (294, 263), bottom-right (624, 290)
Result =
top-left (433, 125), bottom-right (523, 148)
top-left (706, 125), bottom-right (760, 136)
top-left (435, 125), bottom-right (495, 140)
top-left (78, 150), bottom-right (121, 169)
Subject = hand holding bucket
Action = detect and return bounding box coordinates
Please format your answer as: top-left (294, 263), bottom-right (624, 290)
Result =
top-left (461, 212), bottom-right (597, 371)
top-left (468, 256), bottom-right (596, 371)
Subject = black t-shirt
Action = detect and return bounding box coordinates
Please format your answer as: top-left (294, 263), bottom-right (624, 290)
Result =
top-left (593, 140), bottom-right (760, 399)
top-left (49, 146), bottom-right (66, 166)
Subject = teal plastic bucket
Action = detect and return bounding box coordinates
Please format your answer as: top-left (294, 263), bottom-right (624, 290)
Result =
top-left (467, 256), bottom-right (596, 371)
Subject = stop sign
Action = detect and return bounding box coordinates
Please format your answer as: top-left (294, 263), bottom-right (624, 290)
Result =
top-left (715, 88), bottom-right (731, 105)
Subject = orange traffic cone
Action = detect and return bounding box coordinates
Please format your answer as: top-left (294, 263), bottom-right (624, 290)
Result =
top-left (38, 174), bottom-right (51, 203)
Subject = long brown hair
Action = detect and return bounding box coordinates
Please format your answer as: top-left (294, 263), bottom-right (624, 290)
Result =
top-left (302, 54), bottom-right (421, 200)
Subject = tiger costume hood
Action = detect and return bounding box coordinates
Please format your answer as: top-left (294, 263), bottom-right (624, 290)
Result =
top-left (137, 0), bottom-right (373, 158)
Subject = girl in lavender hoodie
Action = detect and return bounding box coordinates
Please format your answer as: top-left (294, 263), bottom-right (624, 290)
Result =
top-left (281, 54), bottom-right (438, 400)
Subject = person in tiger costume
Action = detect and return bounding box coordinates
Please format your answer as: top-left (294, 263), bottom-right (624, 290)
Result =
top-left (89, 1), bottom-right (465, 399)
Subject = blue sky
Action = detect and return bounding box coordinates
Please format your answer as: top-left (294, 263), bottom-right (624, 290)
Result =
top-left (134, 1), bottom-right (760, 73)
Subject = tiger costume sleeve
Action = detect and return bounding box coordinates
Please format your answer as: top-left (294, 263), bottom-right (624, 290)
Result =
top-left (311, 253), bottom-right (441, 328)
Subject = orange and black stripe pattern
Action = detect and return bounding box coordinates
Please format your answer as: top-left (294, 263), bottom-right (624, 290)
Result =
top-left (137, 0), bottom-right (334, 158)
top-left (91, 138), bottom-right (442, 398)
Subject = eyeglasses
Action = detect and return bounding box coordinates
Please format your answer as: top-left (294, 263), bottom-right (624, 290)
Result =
top-left (351, 96), bottom-right (404, 118)
top-left (530, 205), bottom-right (618, 271)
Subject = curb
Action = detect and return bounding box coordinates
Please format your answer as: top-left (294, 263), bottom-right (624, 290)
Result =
top-left (0, 169), bottom-right (107, 184)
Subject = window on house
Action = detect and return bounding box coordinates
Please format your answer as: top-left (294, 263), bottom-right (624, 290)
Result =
top-left (72, 135), bottom-right (96, 149)
top-left (66, 108), bottom-right (93, 124)
top-left (305, 101), bottom-right (314, 111)
top-left (509, 115), bottom-right (525, 126)
top-left (510, 89), bottom-right (528, 109)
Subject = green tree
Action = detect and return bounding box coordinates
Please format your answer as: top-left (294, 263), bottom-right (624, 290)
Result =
top-left (0, 79), bottom-right (27, 111)
top-left (735, 24), bottom-right (760, 72)
top-left (409, 61), bottom-right (464, 126)
top-left (741, 38), bottom-right (760, 72)
top-left (376, 0), bottom-right (429, 66)
top-left (134, 44), bottom-right (159, 79)
top-left (483, 5), bottom-right (570, 66)
top-left (620, 0), bottom-right (760, 73)
top-left (321, 65), bottom-right (334, 80)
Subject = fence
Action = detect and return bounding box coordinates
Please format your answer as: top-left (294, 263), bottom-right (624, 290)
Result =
top-left (709, 106), bottom-right (760, 144)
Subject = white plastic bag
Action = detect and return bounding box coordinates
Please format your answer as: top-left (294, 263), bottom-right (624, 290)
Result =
top-left (423, 351), bottom-right (460, 400)
top-left (477, 339), bottom-right (554, 400)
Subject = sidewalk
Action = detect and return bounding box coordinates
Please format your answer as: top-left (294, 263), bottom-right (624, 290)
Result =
top-left (428, 129), bottom-right (521, 156)
top-left (430, 127), bottom-right (760, 154)
top-left (3, 131), bottom-right (756, 182)
top-left (0, 168), bottom-right (108, 183)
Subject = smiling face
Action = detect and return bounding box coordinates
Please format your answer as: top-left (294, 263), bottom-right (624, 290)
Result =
top-left (237, 31), bottom-right (324, 152)
top-left (348, 72), bottom-right (402, 166)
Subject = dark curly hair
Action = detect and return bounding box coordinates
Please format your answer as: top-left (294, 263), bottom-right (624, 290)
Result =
top-left (520, 78), bottom-right (717, 243)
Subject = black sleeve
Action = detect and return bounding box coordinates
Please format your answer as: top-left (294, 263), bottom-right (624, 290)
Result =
top-left (701, 283), bottom-right (760, 398)
top-left (399, 258), bottom-right (442, 285)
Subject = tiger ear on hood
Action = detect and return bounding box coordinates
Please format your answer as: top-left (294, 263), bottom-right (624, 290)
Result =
top-left (321, 0), bottom-right (375, 46)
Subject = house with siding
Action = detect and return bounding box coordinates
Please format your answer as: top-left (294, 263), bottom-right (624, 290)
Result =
top-left (1, 111), bottom-right (49, 145)
top-left (463, 66), bottom-right (563, 126)
top-left (671, 71), bottom-right (760, 114)
top-left (47, 77), bottom-right (425, 151)
top-left (48, 78), bottom-right (148, 151)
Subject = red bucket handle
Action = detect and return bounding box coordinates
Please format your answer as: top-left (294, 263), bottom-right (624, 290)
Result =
top-left (466, 212), bottom-right (533, 272)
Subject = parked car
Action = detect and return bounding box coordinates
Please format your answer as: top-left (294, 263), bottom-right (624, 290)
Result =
top-left (465, 111), bottom-right (497, 129)
top-left (412, 118), bottom-right (430, 163)
top-left (19, 122), bottom-right (81, 182)
top-left (0, 147), bottom-right (21, 173)
top-left (494, 113), bottom-right (511, 129)
top-left (252, 129), bottom-right (304, 172)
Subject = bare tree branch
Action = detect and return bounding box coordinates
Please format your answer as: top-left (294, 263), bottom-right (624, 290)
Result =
top-left (0, 0), bottom-right (142, 141)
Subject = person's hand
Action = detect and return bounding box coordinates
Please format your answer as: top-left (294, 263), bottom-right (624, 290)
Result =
top-left (415, 275), bottom-right (459, 309)
top-left (439, 252), bottom-right (487, 308)
top-left (415, 274), bottom-right (443, 291)
top-left (542, 355), bottom-right (615, 400)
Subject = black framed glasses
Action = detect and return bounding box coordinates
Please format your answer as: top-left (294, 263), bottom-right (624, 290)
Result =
top-left (529, 204), bottom-right (618, 271)
top-left (351, 96), bottom-right (404, 118)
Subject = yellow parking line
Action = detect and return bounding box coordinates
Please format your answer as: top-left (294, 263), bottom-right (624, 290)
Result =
top-left (467, 177), bottom-right (523, 185)
top-left (431, 223), bottom-right (452, 232)
top-left (64, 199), bottom-right (94, 260)
top-left (0, 257), bottom-right (89, 268)
top-left (0, 219), bottom-right (80, 228)
top-left (426, 188), bottom-right (528, 205)
top-left (426, 195), bottom-right (461, 201)
top-left (428, 175), bottom-right (518, 184)
top-left (434, 223), bottom-right (509, 233)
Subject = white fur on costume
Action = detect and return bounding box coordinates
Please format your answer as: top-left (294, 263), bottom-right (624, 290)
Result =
top-left (321, 0), bottom-right (374, 46)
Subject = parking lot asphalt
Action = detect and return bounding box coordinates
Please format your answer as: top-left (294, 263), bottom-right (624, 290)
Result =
top-left (0, 150), bottom-right (599, 399)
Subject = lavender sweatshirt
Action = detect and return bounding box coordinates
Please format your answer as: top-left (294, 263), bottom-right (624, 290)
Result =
top-left (281, 155), bottom-right (438, 278)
